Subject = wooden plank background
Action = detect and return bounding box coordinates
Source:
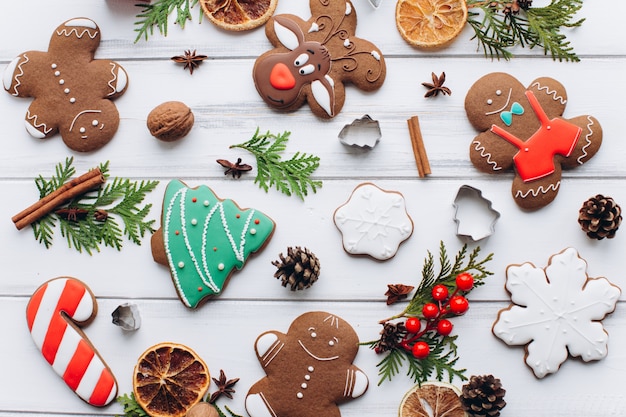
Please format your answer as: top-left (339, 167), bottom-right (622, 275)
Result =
top-left (1, 1), bottom-right (624, 415)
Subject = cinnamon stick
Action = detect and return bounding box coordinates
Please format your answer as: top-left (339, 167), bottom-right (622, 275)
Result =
top-left (407, 115), bottom-right (431, 178)
top-left (13, 167), bottom-right (106, 230)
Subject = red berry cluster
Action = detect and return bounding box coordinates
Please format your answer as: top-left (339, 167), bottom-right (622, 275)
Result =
top-left (400, 273), bottom-right (474, 359)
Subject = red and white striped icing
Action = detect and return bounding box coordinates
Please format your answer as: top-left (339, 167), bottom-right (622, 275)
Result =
top-left (26, 277), bottom-right (117, 406)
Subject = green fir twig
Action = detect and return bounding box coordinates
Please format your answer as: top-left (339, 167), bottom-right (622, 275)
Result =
top-left (116, 393), bottom-right (149, 417)
top-left (466, 0), bottom-right (584, 61)
top-left (230, 128), bottom-right (322, 200)
top-left (362, 241), bottom-right (494, 386)
top-left (134, 0), bottom-right (202, 42)
top-left (30, 158), bottom-right (159, 255)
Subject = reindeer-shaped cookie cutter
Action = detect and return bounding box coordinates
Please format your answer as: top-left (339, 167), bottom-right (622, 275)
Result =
top-left (253, 1), bottom-right (385, 118)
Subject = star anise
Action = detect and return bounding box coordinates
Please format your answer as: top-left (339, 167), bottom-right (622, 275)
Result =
top-left (384, 284), bottom-right (415, 305)
top-left (209, 369), bottom-right (240, 404)
top-left (171, 49), bottom-right (208, 75)
top-left (216, 158), bottom-right (253, 178)
top-left (421, 72), bottom-right (451, 98)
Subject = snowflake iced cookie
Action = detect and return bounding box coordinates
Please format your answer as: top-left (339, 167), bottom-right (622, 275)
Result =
top-left (252, 0), bottom-right (386, 118)
top-left (3, 18), bottom-right (128, 152)
top-left (334, 183), bottom-right (413, 261)
top-left (246, 311), bottom-right (368, 417)
top-left (151, 180), bottom-right (276, 308)
top-left (493, 248), bottom-right (620, 378)
top-left (465, 73), bottom-right (602, 210)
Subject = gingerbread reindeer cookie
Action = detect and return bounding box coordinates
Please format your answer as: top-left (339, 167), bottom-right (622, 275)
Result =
top-left (246, 311), bottom-right (368, 417)
top-left (465, 73), bottom-right (602, 210)
top-left (3, 18), bottom-right (128, 152)
top-left (253, 0), bottom-right (386, 119)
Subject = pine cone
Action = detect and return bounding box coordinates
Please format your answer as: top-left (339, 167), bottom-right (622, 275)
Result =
top-left (461, 375), bottom-right (506, 417)
top-left (272, 246), bottom-right (321, 290)
top-left (374, 322), bottom-right (407, 354)
top-left (578, 194), bottom-right (622, 240)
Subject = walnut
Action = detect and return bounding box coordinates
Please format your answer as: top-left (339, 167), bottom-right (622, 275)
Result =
top-left (147, 101), bottom-right (194, 142)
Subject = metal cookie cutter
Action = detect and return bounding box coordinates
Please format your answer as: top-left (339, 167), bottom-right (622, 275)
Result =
top-left (338, 115), bottom-right (382, 149)
top-left (453, 185), bottom-right (500, 241)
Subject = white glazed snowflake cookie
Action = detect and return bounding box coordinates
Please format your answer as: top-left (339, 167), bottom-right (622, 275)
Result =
top-left (333, 183), bottom-right (413, 261)
top-left (493, 247), bottom-right (620, 378)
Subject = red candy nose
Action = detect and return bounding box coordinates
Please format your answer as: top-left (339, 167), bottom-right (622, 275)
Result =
top-left (269, 63), bottom-right (296, 90)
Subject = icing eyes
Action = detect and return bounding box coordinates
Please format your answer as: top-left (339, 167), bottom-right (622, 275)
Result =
top-left (79, 127), bottom-right (86, 133)
top-left (496, 90), bottom-right (502, 96)
top-left (294, 53), bottom-right (309, 67)
top-left (309, 327), bottom-right (317, 338)
top-left (299, 64), bottom-right (315, 76)
top-left (92, 120), bottom-right (99, 126)
top-left (328, 337), bottom-right (339, 347)
top-left (487, 99), bottom-right (493, 105)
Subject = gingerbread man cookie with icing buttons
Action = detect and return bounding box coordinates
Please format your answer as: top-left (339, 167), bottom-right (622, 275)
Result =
top-left (253, 0), bottom-right (386, 119)
top-left (246, 311), bottom-right (368, 417)
top-left (3, 18), bottom-right (128, 152)
top-left (465, 72), bottom-right (602, 210)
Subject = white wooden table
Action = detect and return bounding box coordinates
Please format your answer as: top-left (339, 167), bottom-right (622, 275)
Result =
top-left (1, 1), bottom-right (625, 416)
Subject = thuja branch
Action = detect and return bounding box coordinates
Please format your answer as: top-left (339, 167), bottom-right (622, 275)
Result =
top-left (230, 128), bottom-right (322, 200)
top-left (18, 157), bottom-right (159, 255)
top-left (134, 0), bottom-right (202, 42)
top-left (362, 241), bottom-right (494, 386)
top-left (466, 0), bottom-right (584, 61)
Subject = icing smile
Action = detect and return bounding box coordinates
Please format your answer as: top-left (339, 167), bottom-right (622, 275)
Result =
top-left (266, 95), bottom-right (285, 105)
top-left (485, 88), bottom-right (512, 115)
top-left (298, 340), bottom-right (339, 361)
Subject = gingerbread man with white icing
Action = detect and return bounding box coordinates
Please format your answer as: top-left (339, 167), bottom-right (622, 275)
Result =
top-left (465, 72), bottom-right (602, 210)
top-left (3, 18), bottom-right (128, 152)
top-left (246, 311), bottom-right (368, 417)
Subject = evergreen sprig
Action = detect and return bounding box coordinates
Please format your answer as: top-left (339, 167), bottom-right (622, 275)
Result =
top-left (230, 128), bottom-right (322, 200)
top-left (134, 0), bottom-right (202, 42)
top-left (31, 158), bottom-right (159, 255)
top-left (116, 393), bottom-right (149, 417)
top-left (466, 0), bottom-right (584, 61)
top-left (362, 242), bottom-right (493, 386)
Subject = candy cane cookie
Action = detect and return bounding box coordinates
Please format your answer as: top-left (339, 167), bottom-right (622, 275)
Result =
top-left (26, 277), bottom-right (117, 406)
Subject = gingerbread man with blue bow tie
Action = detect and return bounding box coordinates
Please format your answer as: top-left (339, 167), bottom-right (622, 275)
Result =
top-left (465, 72), bottom-right (602, 210)
top-left (3, 18), bottom-right (128, 152)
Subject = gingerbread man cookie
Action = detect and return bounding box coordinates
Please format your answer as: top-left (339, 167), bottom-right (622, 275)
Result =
top-left (253, 0), bottom-right (386, 119)
top-left (465, 73), bottom-right (602, 210)
top-left (3, 18), bottom-right (128, 152)
top-left (246, 311), bottom-right (368, 417)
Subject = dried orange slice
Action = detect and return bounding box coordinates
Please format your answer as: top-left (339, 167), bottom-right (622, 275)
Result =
top-left (396, 0), bottom-right (468, 48)
top-left (399, 381), bottom-right (466, 417)
top-left (200, 0), bottom-right (278, 31)
top-left (133, 343), bottom-right (210, 417)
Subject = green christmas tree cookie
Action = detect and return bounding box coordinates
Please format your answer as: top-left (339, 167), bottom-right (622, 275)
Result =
top-left (152, 180), bottom-right (276, 308)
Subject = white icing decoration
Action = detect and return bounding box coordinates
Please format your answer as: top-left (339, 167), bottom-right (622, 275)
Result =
top-left (204, 200), bottom-right (210, 207)
top-left (531, 81), bottom-right (567, 104)
top-left (257, 333), bottom-right (279, 358)
top-left (493, 248), bottom-right (620, 378)
top-left (485, 88), bottom-right (512, 115)
top-left (218, 263), bottom-right (225, 271)
top-left (334, 183), bottom-right (413, 261)
top-left (577, 116), bottom-right (594, 165)
top-left (308, 366), bottom-right (314, 372)
top-left (346, 1), bottom-right (352, 15)
top-left (472, 140), bottom-right (503, 171)
top-left (301, 383), bottom-right (307, 389)
top-left (496, 90), bottom-right (502, 96)
top-left (311, 75), bottom-right (335, 117)
top-left (324, 314), bottom-right (340, 328)
top-left (69, 109), bottom-right (102, 132)
top-left (344, 39), bottom-right (350, 47)
top-left (274, 19), bottom-right (301, 51)
top-left (296, 392), bottom-right (303, 399)
top-left (309, 22), bottom-right (319, 33)
top-left (64, 18), bottom-right (98, 29)
top-left (79, 127), bottom-right (86, 133)
top-left (108, 64), bottom-right (127, 96)
top-left (56, 27), bottom-right (98, 39)
top-left (298, 340), bottom-right (339, 361)
top-left (250, 228), bottom-right (257, 235)
top-left (515, 181), bottom-right (560, 199)
top-left (64, 88), bottom-right (70, 94)
top-left (245, 393), bottom-right (275, 417)
top-left (5, 55), bottom-right (28, 96)
top-left (371, 50), bottom-right (381, 61)
top-left (91, 120), bottom-right (98, 126)
top-left (191, 218), bottom-right (198, 226)
top-left (178, 261), bottom-right (185, 268)
top-left (54, 71), bottom-right (60, 76)
top-left (487, 99), bottom-right (493, 105)
top-left (25, 110), bottom-right (52, 137)
top-left (59, 79), bottom-right (65, 85)
top-left (70, 98), bottom-right (76, 103)
top-left (350, 369), bottom-right (368, 398)
top-left (51, 63), bottom-right (57, 69)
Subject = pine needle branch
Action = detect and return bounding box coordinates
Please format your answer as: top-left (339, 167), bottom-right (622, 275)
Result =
top-left (134, 0), bottom-right (202, 42)
top-left (230, 128), bottom-right (322, 200)
top-left (466, 0), bottom-right (584, 61)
